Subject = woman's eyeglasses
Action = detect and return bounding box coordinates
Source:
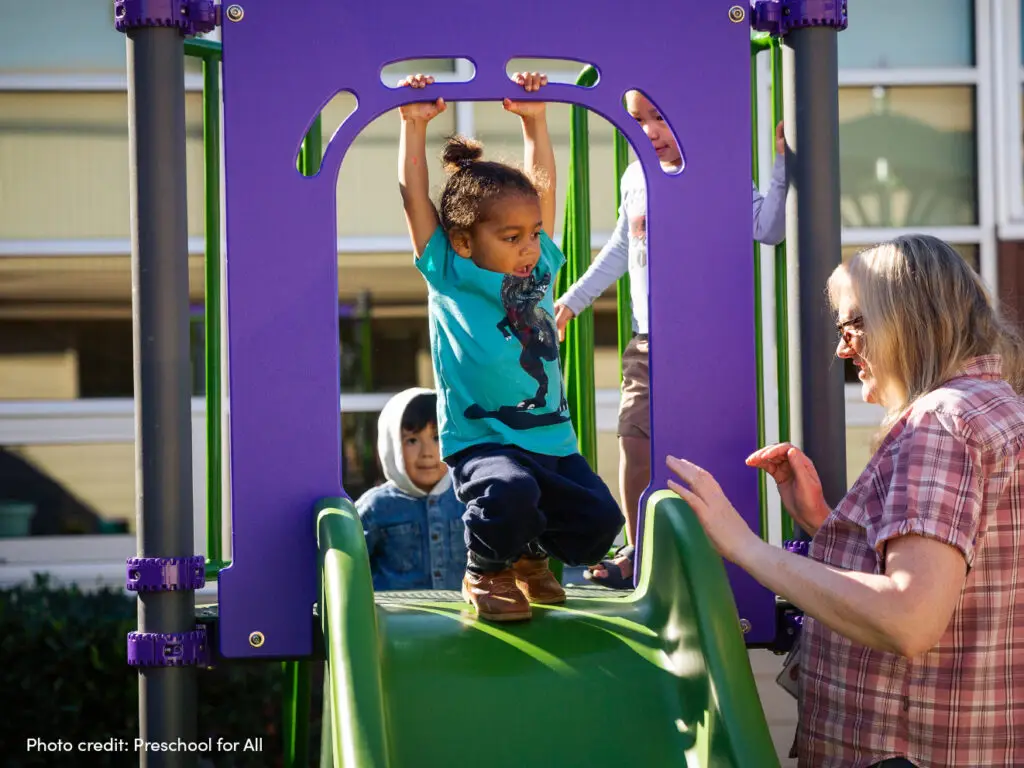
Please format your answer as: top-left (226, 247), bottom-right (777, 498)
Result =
top-left (836, 315), bottom-right (864, 346)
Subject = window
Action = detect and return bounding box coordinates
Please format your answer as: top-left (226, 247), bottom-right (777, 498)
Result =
top-left (1019, 7), bottom-right (1024, 207)
top-left (837, 0), bottom-right (975, 69)
top-left (842, 243), bottom-right (979, 272)
top-left (839, 86), bottom-right (977, 228)
top-left (0, 319), bottom-right (207, 400)
top-left (994, 1), bottom-right (1024, 231)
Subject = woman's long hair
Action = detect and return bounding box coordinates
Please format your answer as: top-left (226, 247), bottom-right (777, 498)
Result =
top-left (828, 234), bottom-right (1024, 428)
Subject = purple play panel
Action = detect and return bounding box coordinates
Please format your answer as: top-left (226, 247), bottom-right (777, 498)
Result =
top-left (217, 0), bottom-right (776, 657)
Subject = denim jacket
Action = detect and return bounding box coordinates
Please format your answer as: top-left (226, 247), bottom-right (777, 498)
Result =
top-left (356, 482), bottom-right (467, 591)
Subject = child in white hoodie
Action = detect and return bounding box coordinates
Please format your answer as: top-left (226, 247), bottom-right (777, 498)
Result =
top-left (357, 387), bottom-right (467, 591)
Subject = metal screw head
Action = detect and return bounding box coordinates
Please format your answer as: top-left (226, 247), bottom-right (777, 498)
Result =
top-left (728, 5), bottom-right (745, 22)
top-left (226, 4), bottom-right (244, 22)
top-left (739, 618), bottom-right (752, 634)
top-left (248, 631), bottom-right (264, 648)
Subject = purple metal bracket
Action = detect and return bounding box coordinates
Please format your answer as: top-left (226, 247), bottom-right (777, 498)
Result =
top-left (126, 556), bottom-right (206, 592)
top-left (784, 539), bottom-right (810, 557)
top-left (113, 0), bottom-right (219, 36)
top-left (750, 0), bottom-right (848, 37)
top-left (127, 626), bottom-right (212, 667)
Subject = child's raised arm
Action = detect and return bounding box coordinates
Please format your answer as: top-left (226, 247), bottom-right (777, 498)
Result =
top-left (397, 75), bottom-right (446, 257)
top-left (504, 72), bottom-right (555, 237)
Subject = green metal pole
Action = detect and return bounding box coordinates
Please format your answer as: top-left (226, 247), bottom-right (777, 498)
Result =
top-left (771, 38), bottom-right (794, 541)
top-left (556, 66), bottom-right (598, 468)
top-left (282, 661), bottom-right (312, 768)
top-left (183, 39), bottom-right (228, 580)
top-left (300, 115), bottom-right (323, 177)
top-left (750, 45), bottom-right (770, 543)
top-left (199, 49), bottom-right (224, 576)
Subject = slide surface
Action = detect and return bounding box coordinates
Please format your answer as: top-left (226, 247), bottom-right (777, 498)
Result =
top-left (317, 492), bottom-right (781, 768)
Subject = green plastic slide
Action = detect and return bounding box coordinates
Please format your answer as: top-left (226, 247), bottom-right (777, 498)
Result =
top-left (316, 493), bottom-right (781, 767)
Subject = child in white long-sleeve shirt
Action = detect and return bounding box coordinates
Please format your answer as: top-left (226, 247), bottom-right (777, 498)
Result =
top-left (554, 89), bottom-right (788, 589)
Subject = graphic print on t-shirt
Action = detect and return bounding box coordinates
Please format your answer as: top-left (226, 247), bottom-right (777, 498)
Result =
top-left (629, 213), bottom-right (647, 268)
top-left (463, 267), bottom-right (570, 430)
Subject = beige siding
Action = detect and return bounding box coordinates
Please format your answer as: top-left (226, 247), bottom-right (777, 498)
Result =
top-left (10, 443), bottom-right (136, 530)
top-left (846, 424), bottom-right (879, 485)
top-left (0, 92), bottom-right (206, 240)
top-left (0, 352), bottom-right (78, 399)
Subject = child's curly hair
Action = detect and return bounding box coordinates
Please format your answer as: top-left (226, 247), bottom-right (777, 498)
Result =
top-left (438, 135), bottom-right (542, 232)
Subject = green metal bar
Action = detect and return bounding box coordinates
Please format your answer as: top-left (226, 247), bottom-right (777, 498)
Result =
top-left (317, 501), bottom-right (390, 768)
top-left (771, 38), bottom-right (794, 541)
top-left (751, 49), bottom-right (769, 543)
top-left (282, 660), bottom-right (312, 768)
top-left (556, 65), bottom-right (598, 468)
top-left (750, 30), bottom-right (773, 54)
top-left (184, 36), bottom-right (229, 581)
top-left (612, 130), bottom-right (631, 375)
top-left (301, 115), bottom-right (323, 178)
top-left (199, 52), bottom-right (224, 572)
top-left (183, 37), bottom-right (222, 61)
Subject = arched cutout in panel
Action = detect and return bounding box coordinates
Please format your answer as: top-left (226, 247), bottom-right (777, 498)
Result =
top-left (380, 58), bottom-right (476, 88)
top-left (295, 89), bottom-right (358, 178)
top-left (331, 102), bottom-right (458, 501)
top-left (505, 58), bottom-right (599, 87)
top-left (623, 88), bottom-right (685, 177)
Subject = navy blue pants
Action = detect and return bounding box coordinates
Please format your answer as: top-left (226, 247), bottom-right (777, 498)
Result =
top-left (450, 444), bottom-right (623, 572)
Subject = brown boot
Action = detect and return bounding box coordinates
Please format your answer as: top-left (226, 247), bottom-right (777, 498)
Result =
top-left (461, 569), bottom-right (532, 622)
top-left (512, 557), bottom-right (566, 605)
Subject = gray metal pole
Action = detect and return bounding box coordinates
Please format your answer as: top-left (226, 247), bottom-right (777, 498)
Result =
top-left (782, 27), bottom-right (847, 520)
top-left (127, 27), bottom-right (198, 767)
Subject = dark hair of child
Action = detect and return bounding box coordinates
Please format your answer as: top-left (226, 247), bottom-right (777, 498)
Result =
top-left (401, 392), bottom-right (438, 434)
top-left (438, 135), bottom-right (541, 233)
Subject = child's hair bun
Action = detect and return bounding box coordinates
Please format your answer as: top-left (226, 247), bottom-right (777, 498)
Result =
top-left (442, 135), bottom-right (484, 174)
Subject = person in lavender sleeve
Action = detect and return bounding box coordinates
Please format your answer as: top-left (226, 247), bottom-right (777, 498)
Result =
top-left (556, 89), bottom-right (789, 588)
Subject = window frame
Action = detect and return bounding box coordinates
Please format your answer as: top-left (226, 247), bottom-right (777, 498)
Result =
top-left (993, 0), bottom-right (1024, 237)
top-left (836, 0), bottom-right (995, 293)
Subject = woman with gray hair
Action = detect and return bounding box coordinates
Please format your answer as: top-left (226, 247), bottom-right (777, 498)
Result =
top-left (668, 235), bottom-right (1024, 768)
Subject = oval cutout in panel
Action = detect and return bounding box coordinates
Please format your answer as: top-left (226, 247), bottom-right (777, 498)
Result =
top-left (623, 88), bottom-right (685, 176)
top-left (505, 58), bottom-right (599, 87)
top-left (295, 89), bottom-right (358, 177)
top-left (381, 58), bottom-right (476, 87)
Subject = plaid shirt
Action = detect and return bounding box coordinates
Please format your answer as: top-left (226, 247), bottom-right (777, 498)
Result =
top-left (799, 356), bottom-right (1024, 767)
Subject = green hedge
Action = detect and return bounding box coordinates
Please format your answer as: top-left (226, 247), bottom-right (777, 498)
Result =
top-left (1, 575), bottom-right (322, 768)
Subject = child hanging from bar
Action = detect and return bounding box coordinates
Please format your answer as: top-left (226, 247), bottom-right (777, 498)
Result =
top-left (556, 91), bottom-right (789, 589)
top-left (396, 71), bottom-right (622, 621)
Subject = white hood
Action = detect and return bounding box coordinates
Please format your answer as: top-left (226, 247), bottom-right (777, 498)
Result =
top-left (377, 387), bottom-right (452, 499)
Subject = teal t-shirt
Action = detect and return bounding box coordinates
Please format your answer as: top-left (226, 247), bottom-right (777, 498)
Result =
top-left (416, 227), bottom-right (578, 460)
